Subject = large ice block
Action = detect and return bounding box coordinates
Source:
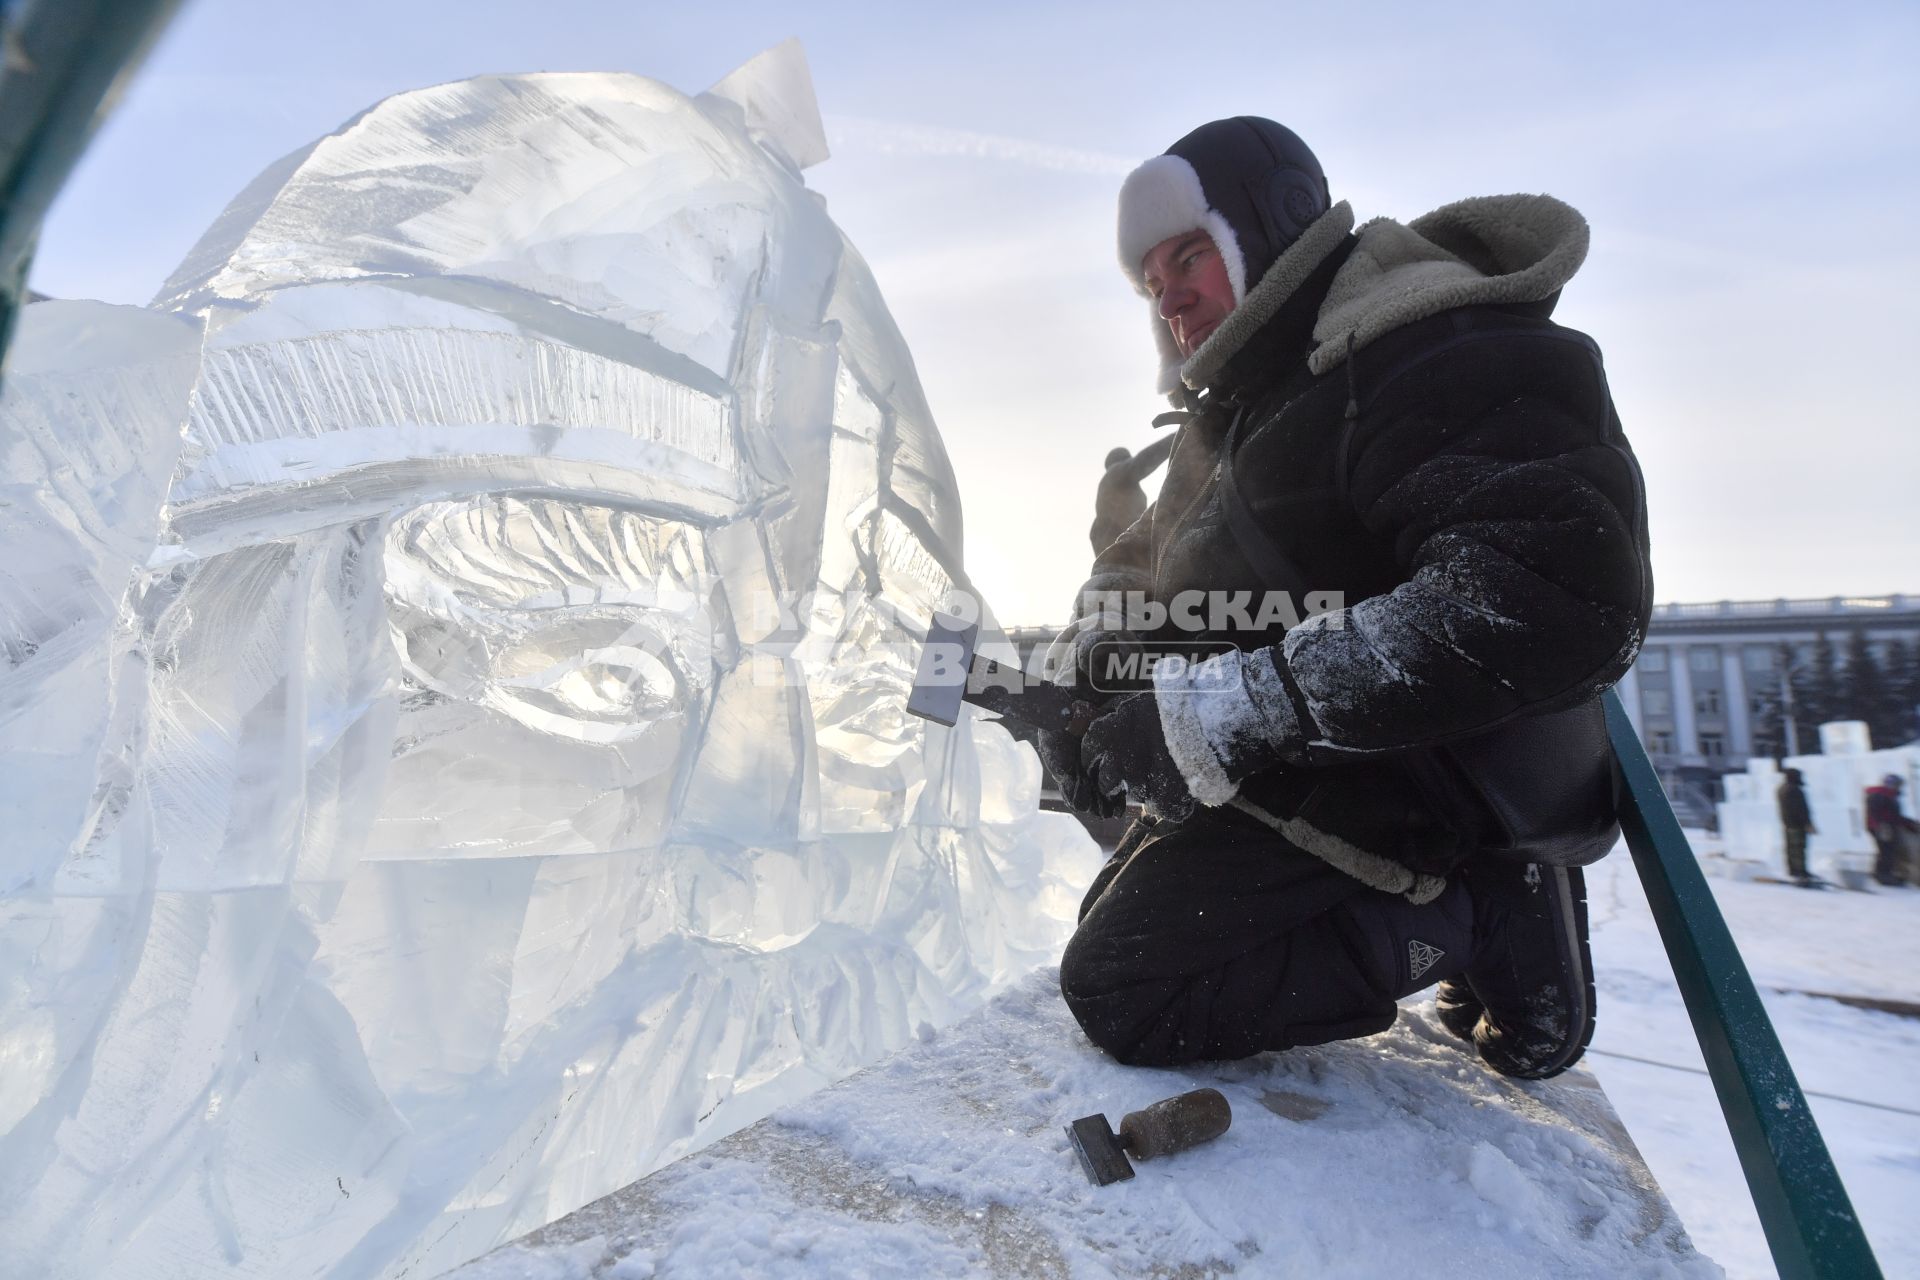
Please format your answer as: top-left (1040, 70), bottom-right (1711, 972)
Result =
top-left (0, 43), bottom-right (1099, 1280)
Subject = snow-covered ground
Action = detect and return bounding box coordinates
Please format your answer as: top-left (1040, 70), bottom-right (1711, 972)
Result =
top-left (456, 838), bottom-right (1920, 1280)
top-left (456, 968), bottom-right (1713, 1280)
top-left (1586, 841), bottom-right (1920, 1278)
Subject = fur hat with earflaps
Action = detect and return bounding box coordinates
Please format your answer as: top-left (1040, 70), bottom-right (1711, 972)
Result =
top-left (1116, 117), bottom-right (1335, 395)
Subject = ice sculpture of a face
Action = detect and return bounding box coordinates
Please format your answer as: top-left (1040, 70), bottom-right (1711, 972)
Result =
top-left (153, 55), bottom-right (963, 855)
top-left (0, 47), bottom-right (1095, 1280)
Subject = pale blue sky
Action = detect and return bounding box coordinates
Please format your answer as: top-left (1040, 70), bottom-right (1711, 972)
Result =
top-left (32, 0), bottom-right (1920, 623)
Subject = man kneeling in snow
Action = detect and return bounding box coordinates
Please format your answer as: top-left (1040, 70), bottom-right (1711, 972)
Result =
top-left (1039, 118), bottom-right (1651, 1079)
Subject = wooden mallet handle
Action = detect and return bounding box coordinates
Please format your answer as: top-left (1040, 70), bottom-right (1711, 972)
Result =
top-left (1118, 1088), bottom-right (1232, 1161)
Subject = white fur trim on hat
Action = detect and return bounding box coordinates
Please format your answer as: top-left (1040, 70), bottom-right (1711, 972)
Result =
top-left (1117, 154), bottom-right (1247, 303)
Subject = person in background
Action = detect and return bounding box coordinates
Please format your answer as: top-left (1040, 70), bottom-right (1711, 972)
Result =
top-left (1775, 767), bottom-right (1816, 887)
top-left (1865, 774), bottom-right (1917, 887)
top-left (1090, 436), bottom-right (1176, 555)
top-left (1908, 809), bottom-right (1920, 886)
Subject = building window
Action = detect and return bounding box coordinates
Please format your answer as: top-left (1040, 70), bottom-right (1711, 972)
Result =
top-left (1700, 733), bottom-right (1725, 759)
top-left (1690, 646), bottom-right (1721, 673)
top-left (1696, 689), bottom-right (1721, 717)
top-left (1640, 648), bottom-right (1668, 673)
top-left (1742, 646), bottom-right (1774, 673)
top-left (1642, 689), bottom-right (1671, 716)
top-left (1647, 731), bottom-right (1673, 755)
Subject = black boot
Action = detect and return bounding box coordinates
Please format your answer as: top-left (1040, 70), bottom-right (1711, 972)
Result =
top-left (1334, 877), bottom-right (1473, 1003)
top-left (1433, 978), bottom-right (1482, 1041)
top-left (1452, 859), bottom-right (1596, 1080)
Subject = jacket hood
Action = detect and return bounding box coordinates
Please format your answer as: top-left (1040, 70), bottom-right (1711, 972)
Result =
top-left (1306, 193), bottom-right (1589, 375)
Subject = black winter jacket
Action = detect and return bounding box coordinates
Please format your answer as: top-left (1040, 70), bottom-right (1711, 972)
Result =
top-left (1067, 195), bottom-right (1652, 889)
top-left (1777, 780), bottom-right (1813, 832)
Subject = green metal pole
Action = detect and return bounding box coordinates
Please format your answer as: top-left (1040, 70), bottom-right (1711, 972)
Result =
top-left (1606, 689), bottom-right (1881, 1279)
top-left (0, 0), bottom-right (184, 377)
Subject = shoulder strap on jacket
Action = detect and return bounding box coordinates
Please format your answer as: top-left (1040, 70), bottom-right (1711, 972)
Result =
top-left (1215, 403), bottom-right (1315, 589)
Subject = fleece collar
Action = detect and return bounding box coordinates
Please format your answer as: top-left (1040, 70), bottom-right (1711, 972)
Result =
top-left (1306, 193), bottom-right (1589, 375)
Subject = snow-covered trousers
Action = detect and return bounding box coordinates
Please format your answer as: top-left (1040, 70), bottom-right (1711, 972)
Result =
top-left (1059, 806), bottom-right (1473, 1066)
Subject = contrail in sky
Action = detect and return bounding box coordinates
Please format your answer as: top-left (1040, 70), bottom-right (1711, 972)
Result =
top-left (824, 114), bottom-right (1134, 176)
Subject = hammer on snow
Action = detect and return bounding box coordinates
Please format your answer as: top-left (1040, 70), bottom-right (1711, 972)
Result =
top-left (1065, 1088), bottom-right (1234, 1186)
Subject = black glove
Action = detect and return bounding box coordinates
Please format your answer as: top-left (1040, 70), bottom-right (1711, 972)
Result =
top-left (1037, 726), bottom-right (1122, 818)
top-left (1067, 627), bottom-right (1148, 696)
top-left (1078, 691), bottom-right (1198, 823)
top-left (1033, 621), bottom-right (1142, 818)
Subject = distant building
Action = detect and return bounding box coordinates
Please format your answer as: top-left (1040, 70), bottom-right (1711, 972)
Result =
top-left (1004, 594), bottom-right (1920, 830)
top-left (1616, 594), bottom-right (1920, 820)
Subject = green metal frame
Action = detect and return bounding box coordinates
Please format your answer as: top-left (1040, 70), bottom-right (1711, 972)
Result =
top-left (1607, 689), bottom-right (1882, 1278)
top-left (0, 0), bottom-right (183, 375)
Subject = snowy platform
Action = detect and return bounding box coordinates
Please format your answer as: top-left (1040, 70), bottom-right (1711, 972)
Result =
top-left (453, 968), bottom-right (1715, 1279)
